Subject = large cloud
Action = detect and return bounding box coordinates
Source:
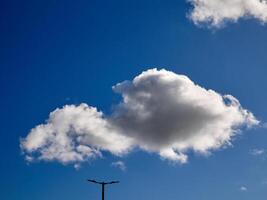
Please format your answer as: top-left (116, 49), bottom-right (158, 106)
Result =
top-left (21, 69), bottom-right (259, 165)
top-left (187, 0), bottom-right (267, 27)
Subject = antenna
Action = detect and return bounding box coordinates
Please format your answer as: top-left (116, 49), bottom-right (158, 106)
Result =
top-left (87, 179), bottom-right (119, 200)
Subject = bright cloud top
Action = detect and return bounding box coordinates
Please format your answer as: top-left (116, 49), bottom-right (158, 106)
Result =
top-left (20, 69), bottom-right (259, 165)
top-left (188, 0), bottom-right (267, 27)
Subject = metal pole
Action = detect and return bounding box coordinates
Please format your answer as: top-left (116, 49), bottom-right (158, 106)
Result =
top-left (87, 179), bottom-right (119, 200)
top-left (102, 183), bottom-right (105, 200)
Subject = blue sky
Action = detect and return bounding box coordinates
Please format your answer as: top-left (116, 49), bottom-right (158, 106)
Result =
top-left (1, 0), bottom-right (267, 200)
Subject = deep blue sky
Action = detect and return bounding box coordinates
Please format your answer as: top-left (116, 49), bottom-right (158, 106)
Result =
top-left (1, 0), bottom-right (267, 200)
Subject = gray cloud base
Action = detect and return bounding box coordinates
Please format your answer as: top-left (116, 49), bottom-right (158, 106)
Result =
top-left (21, 69), bottom-right (259, 165)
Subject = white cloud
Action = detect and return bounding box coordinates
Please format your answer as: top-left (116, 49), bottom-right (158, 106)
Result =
top-left (111, 161), bottom-right (126, 171)
top-left (187, 0), bottom-right (267, 27)
top-left (240, 186), bottom-right (247, 191)
top-left (250, 148), bottom-right (265, 156)
top-left (20, 104), bottom-right (133, 164)
top-left (20, 68), bottom-right (259, 166)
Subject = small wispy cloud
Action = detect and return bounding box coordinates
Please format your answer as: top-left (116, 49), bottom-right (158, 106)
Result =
top-left (74, 163), bottom-right (81, 170)
top-left (25, 155), bottom-right (33, 162)
top-left (250, 148), bottom-right (265, 156)
top-left (111, 161), bottom-right (126, 171)
top-left (240, 186), bottom-right (247, 191)
top-left (262, 122), bottom-right (267, 129)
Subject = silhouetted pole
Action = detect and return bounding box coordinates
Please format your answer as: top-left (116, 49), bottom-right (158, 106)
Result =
top-left (102, 184), bottom-right (104, 200)
top-left (87, 179), bottom-right (119, 200)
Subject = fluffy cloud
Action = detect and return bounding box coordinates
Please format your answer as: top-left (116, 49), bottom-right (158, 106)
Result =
top-left (187, 0), bottom-right (267, 27)
top-left (20, 105), bottom-right (133, 164)
top-left (20, 69), bottom-right (259, 166)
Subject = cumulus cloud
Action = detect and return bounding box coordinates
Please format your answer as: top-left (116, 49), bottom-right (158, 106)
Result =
top-left (187, 0), bottom-right (267, 27)
top-left (20, 105), bottom-right (133, 164)
top-left (111, 161), bottom-right (126, 171)
top-left (20, 69), bottom-right (259, 166)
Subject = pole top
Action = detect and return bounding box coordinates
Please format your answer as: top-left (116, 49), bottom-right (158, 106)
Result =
top-left (87, 179), bottom-right (120, 185)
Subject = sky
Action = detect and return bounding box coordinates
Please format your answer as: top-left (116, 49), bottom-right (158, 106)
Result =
top-left (1, 0), bottom-right (267, 200)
